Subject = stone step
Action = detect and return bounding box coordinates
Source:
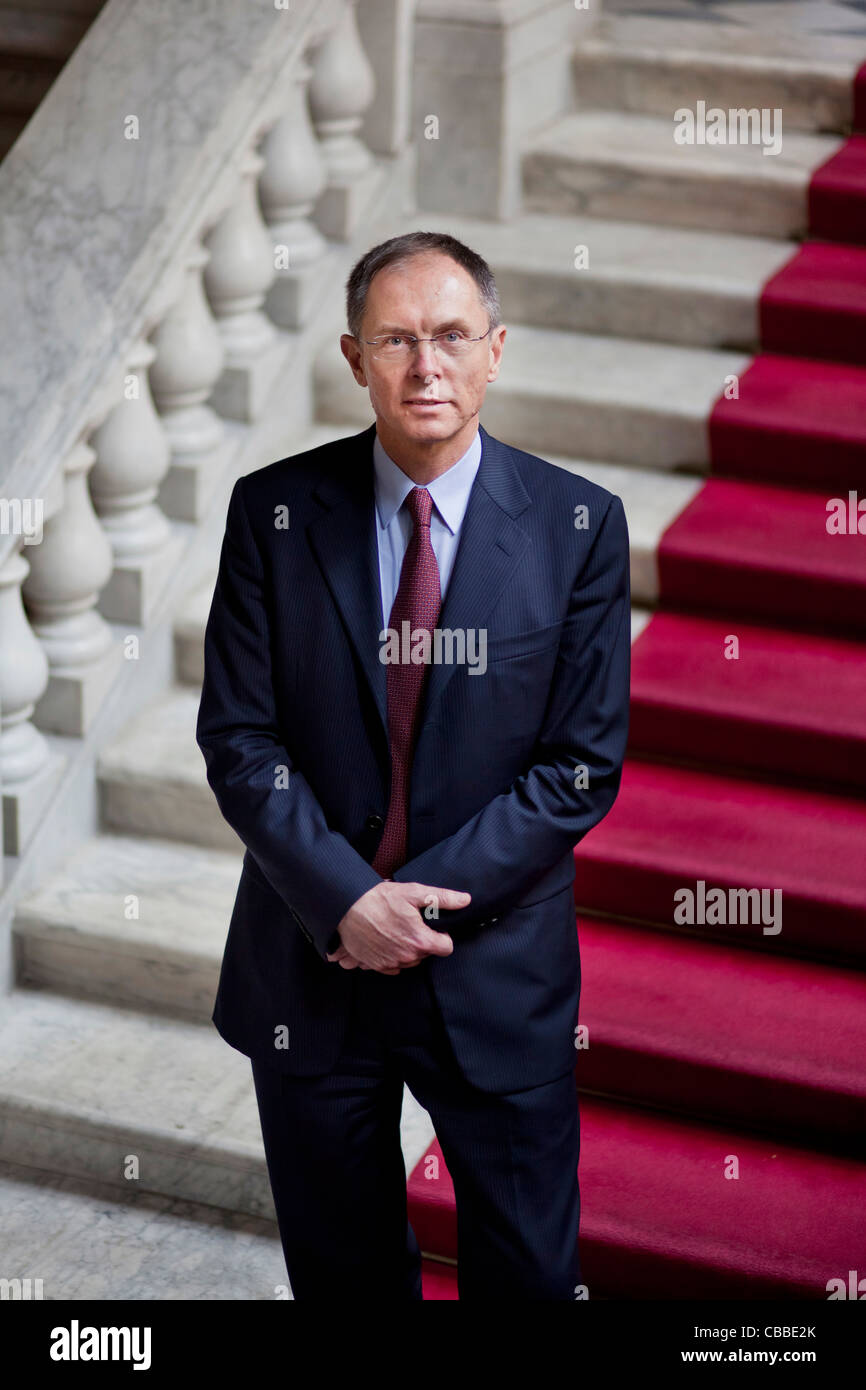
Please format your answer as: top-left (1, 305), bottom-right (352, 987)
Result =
top-left (0, 1155), bottom-right (287, 1300)
top-left (13, 832), bottom-right (241, 1020)
top-left (97, 684), bottom-right (235, 851)
top-left (0, 988), bottom-right (436, 1218)
top-left (391, 209), bottom-right (791, 349)
top-left (572, 15), bottom-right (860, 134)
top-left (522, 108), bottom-right (840, 238)
top-left (591, 6), bottom-right (866, 72)
top-left (314, 322), bottom-right (749, 468)
top-left (0, 988), bottom-right (270, 1216)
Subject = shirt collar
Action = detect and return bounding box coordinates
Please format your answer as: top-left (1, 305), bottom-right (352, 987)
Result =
top-left (373, 426), bottom-right (482, 535)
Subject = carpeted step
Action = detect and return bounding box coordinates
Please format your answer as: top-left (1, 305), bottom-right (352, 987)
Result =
top-left (657, 476), bottom-right (866, 637)
top-left (577, 914), bottom-right (866, 1151)
top-left (629, 610), bottom-right (866, 792)
top-left (760, 241), bottom-right (866, 366)
top-left (572, 757), bottom-right (866, 964)
top-left (407, 1098), bottom-right (866, 1298)
top-left (709, 351), bottom-right (866, 492)
top-left (421, 1259), bottom-right (458, 1300)
top-left (809, 136), bottom-right (866, 244)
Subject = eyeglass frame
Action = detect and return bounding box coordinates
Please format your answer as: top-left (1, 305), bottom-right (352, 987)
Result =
top-left (355, 325), bottom-right (494, 355)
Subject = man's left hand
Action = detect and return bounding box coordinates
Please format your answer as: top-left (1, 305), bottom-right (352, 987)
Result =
top-left (326, 942), bottom-right (401, 974)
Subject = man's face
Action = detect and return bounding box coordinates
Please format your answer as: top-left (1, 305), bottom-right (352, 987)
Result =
top-left (340, 251), bottom-right (506, 454)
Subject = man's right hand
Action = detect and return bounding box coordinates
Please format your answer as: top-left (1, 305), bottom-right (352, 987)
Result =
top-left (327, 880), bottom-right (470, 973)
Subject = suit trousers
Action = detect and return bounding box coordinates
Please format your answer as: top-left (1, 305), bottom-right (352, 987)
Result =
top-left (250, 955), bottom-right (582, 1301)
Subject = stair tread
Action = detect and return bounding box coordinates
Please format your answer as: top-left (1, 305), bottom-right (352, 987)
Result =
top-left (590, 11), bottom-right (866, 71)
top-left (98, 685), bottom-right (206, 786)
top-left (392, 207), bottom-right (791, 294)
top-left (660, 476), bottom-right (866, 584)
top-left (0, 1156), bottom-right (284, 1300)
top-left (577, 757), bottom-right (866, 912)
top-left (0, 989), bottom-right (261, 1156)
top-left (632, 610), bottom-right (866, 735)
top-left (764, 240), bottom-right (866, 314)
top-left (421, 1259), bottom-right (458, 1299)
top-left (715, 349), bottom-right (866, 440)
top-left (580, 913), bottom-right (866, 1096)
top-left (14, 831), bottom-right (242, 959)
top-left (525, 108), bottom-right (840, 183)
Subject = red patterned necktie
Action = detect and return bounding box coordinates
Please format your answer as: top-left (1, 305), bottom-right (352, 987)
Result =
top-left (373, 486), bottom-right (442, 878)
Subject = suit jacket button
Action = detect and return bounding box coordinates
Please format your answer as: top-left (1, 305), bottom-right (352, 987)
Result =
top-left (366, 814), bottom-right (384, 831)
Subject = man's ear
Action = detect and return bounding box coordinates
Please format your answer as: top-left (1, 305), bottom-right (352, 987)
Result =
top-left (340, 334), bottom-right (367, 387)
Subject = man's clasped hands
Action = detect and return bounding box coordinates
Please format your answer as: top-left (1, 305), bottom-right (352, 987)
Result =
top-left (326, 880), bottom-right (471, 975)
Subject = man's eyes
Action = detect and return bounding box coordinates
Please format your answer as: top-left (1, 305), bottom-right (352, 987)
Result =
top-left (385, 331), bottom-right (465, 344)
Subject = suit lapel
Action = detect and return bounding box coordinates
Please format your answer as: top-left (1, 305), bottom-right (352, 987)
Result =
top-left (418, 423), bottom-right (532, 728)
top-left (305, 420), bottom-right (533, 760)
top-left (306, 423), bottom-right (389, 747)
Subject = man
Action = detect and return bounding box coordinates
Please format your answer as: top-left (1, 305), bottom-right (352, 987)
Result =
top-left (196, 230), bottom-right (631, 1301)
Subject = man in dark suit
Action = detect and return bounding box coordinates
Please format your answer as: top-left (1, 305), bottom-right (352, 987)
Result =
top-left (196, 230), bottom-right (631, 1301)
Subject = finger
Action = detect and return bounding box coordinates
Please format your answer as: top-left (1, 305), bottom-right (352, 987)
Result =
top-left (400, 885), bottom-right (472, 911)
top-left (415, 930), bottom-right (454, 957)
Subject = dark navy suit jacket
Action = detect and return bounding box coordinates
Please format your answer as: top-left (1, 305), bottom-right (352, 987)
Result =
top-left (196, 420), bottom-right (631, 1094)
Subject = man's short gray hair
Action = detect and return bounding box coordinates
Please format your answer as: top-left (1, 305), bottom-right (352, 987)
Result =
top-left (345, 230), bottom-right (501, 341)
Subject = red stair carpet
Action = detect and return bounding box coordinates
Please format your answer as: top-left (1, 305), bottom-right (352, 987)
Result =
top-left (409, 58), bottom-right (866, 1298)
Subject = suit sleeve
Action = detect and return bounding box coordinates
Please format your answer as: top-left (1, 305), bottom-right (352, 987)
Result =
top-left (195, 475), bottom-right (382, 960)
top-left (390, 492), bottom-right (631, 925)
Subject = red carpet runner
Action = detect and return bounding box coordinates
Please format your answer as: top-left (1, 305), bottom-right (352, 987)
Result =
top-left (408, 62), bottom-right (866, 1298)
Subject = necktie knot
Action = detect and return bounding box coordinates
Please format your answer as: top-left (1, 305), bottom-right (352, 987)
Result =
top-left (406, 486), bottom-right (433, 529)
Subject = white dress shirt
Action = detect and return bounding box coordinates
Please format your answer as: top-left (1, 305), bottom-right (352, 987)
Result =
top-left (372, 426), bottom-right (482, 629)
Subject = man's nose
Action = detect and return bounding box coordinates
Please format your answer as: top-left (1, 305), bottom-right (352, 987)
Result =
top-left (411, 339), bottom-right (441, 372)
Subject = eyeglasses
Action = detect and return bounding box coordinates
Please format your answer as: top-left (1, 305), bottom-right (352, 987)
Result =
top-left (358, 326), bottom-right (493, 359)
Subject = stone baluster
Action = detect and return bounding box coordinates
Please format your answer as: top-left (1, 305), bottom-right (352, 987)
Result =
top-left (260, 56), bottom-right (329, 330)
top-left (89, 339), bottom-right (181, 626)
top-left (309, 0), bottom-right (381, 240)
top-left (0, 544), bottom-right (65, 856)
top-left (22, 441), bottom-right (120, 740)
top-left (203, 148), bottom-right (291, 423)
top-left (148, 243), bottom-right (227, 523)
